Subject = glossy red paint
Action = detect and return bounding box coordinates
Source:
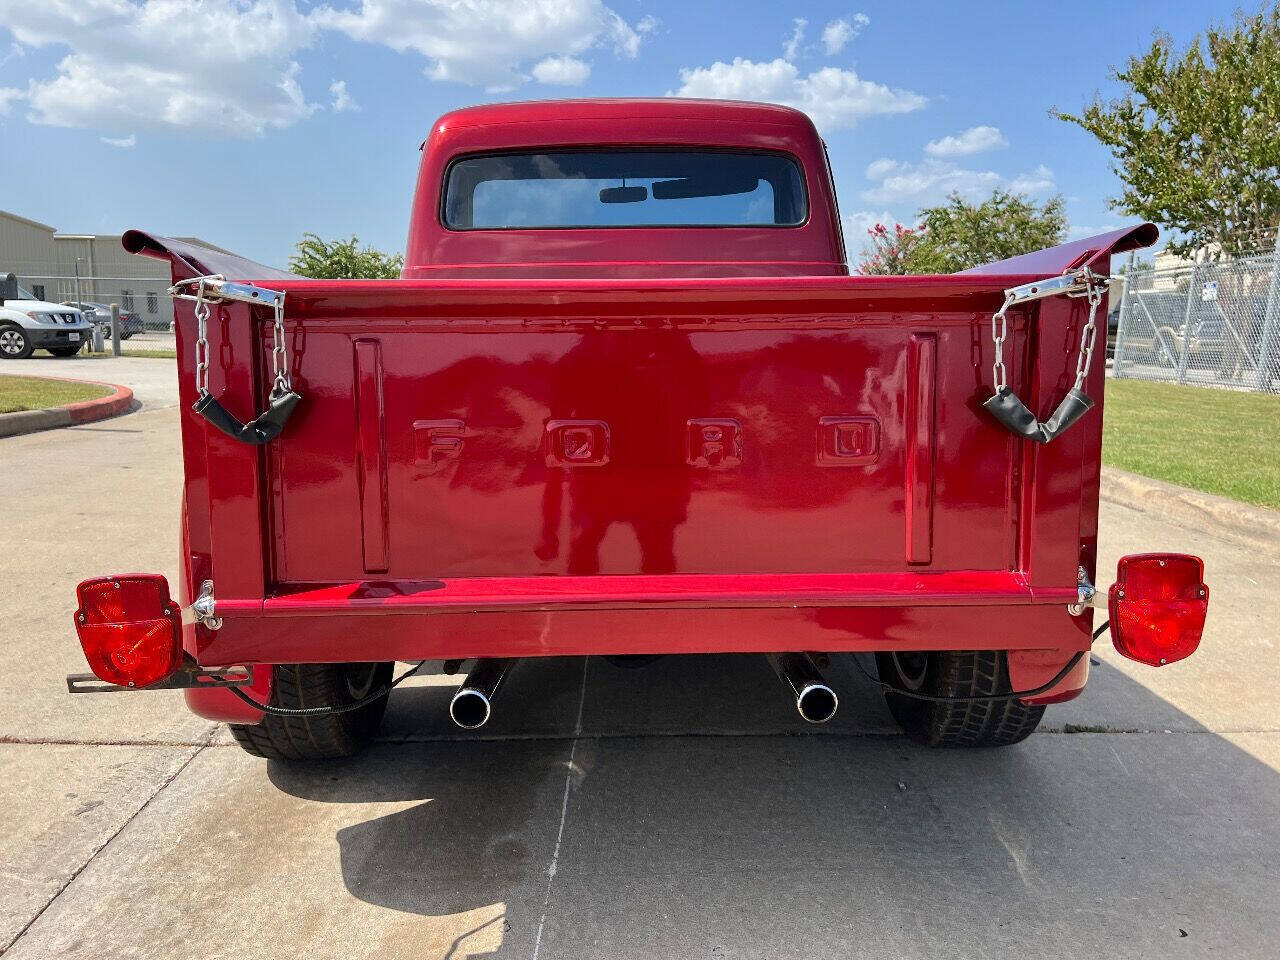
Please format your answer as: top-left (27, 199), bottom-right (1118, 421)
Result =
top-left (114, 100), bottom-right (1173, 725)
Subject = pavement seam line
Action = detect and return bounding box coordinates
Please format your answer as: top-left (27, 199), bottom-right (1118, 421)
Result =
top-left (0, 737), bottom-right (223, 748)
top-left (1, 737), bottom-right (211, 955)
top-left (531, 657), bottom-right (590, 960)
top-left (370, 726), bottom-right (1280, 745)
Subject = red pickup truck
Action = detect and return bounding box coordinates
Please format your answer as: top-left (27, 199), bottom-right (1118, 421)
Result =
top-left (69, 98), bottom-right (1208, 760)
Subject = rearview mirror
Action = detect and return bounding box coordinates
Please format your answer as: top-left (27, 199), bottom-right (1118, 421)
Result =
top-left (599, 185), bottom-right (648, 204)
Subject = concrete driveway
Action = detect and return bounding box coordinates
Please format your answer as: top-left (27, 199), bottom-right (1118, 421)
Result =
top-left (2, 407), bottom-right (1277, 959)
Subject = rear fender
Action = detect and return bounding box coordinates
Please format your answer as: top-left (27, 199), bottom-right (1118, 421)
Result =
top-left (183, 664), bottom-right (271, 723)
top-left (1008, 644), bottom-right (1090, 705)
top-left (176, 499), bottom-right (271, 724)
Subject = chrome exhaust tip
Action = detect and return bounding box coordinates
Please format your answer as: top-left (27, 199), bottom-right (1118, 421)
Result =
top-left (449, 688), bottom-right (492, 729)
top-left (769, 653), bottom-right (839, 725)
top-left (448, 658), bottom-right (511, 730)
top-left (795, 680), bottom-right (839, 724)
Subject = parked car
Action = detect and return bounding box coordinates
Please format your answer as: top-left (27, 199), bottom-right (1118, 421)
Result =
top-left (0, 280), bottom-right (93, 358)
top-left (67, 99), bottom-right (1208, 764)
top-left (63, 300), bottom-right (145, 339)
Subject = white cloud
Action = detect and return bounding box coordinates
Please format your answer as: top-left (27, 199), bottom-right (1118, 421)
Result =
top-left (1067, 221), bottom-right (1123, 240)
top-left (843, 208), bottom-right (897, 238)
top-left (671, 57), bottom-right (925, 131)
top-left (0, 87), bottom-right (22, 115)
top-left (100, 133), bottom-right (136, 147)
top-left (0, 0), bottom-right (650, 137)
top-left (329, 79), bottom-right (358, 112)
top-left (2, 0), bottom-right (319, 137)
top-left (860, 156), bottom-right (1055, 205)
top-left (312, 0), bottom-right (648, 91)
top-left (821, 13), bottom-right (869, 55)
top-left (532, 55), bottom-right (590, 85)
top-left (783, 19), bottom-right (807, 60)
top-left (0, 41), bottom-right (24, 67)
top-left (865, 157), bottom-right (899, 180)
top-left (924, 124), bottom-right (1007, 158)
top-left (1007, 164), bottom-right (1056, 195)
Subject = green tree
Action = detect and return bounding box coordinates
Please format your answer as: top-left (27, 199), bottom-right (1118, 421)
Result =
top-left (854, 223), bottom-right (938, 275)
top-left (910, 190), bottom-right (1066, 273)
top-left (1053, 7), bottom-right (1280, 258)
top-left (288, 233), bottom-right (404, 279)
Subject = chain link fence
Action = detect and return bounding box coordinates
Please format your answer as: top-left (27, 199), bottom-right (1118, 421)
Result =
top-left (1112, 242), bottom-right (1280, 394)
top-left (12, 273), bottom-right (175, 355)
top-left (17, 273), bottom-right (174, 331)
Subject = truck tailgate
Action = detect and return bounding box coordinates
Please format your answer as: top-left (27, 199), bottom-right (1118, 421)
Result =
top-left (254, 277), bottom-right (1088, 590)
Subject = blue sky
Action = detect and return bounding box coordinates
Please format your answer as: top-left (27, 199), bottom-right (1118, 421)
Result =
top-left (0, 1), bottom-right (1247, 268)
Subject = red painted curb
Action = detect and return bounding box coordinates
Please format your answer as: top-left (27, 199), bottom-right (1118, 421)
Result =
top-left (64, 380), bottom-right (134, 424)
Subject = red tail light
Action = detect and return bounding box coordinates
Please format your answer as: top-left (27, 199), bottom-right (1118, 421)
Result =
top-left (1108, 553), bottom-right (1208, 667)
top-left (73, 575), bottom-right (182, 688)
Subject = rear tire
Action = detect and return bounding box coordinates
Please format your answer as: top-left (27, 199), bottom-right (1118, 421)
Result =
top-left (875, 650), bottom-right (1044, 747)
top-left (47, 345), bottom-right (82, 357)
top-left (229, 662), bottom-right (394, 761)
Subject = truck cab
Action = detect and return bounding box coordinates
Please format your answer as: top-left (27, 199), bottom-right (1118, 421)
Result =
top-left (406, 99), bottom-right (846, 278)
top-left (69, 99), bottom-right (1207, 762)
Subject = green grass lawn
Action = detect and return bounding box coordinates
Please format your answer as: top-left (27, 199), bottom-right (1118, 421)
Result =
top-left (1103, 378), bottom-right (1280, 509)
top-left (0, 374), bottom-right (112, 414)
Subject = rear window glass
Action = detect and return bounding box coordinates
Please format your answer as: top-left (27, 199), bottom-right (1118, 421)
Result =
top-left (443, 150), bottom-right (807, 229)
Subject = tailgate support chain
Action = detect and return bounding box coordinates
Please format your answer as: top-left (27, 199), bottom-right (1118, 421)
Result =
top-left (169, 275), bottom-right (301, 445)
top-left (984, 267), bottom-right (1107, 444)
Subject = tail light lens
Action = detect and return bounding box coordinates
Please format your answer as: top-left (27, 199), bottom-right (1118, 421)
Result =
top-left (73, 575), bottom-right (182, 688)
top-left (1108, 553), bottom-right (1208, 667)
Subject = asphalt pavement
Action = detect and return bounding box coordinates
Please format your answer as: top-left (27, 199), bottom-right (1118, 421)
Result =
top-left (1, 386), bottom-right (1277, 960)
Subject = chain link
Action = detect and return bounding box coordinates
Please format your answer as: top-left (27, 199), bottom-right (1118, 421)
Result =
top-left (179, 274), bottom-right (289, 398)
top-left (270, 296), bottom-right (290, 392)
top-left (989, 268), bottom-right (1107, 394)
top-left (193, 279), bottom-right (211, 398)
top-left (990, 291), bottom-right (1016, 391)
top-left (1072, 280), bottom-right (1104, 391)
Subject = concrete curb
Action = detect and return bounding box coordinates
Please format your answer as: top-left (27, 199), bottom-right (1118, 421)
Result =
top-left (1100, 465), bottom-right (1280, 555)
top-left (0, 379), bottom-right (134, 438)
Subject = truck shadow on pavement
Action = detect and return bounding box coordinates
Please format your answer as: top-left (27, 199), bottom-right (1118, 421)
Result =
top-left (266, 653), bottom-right (1280, 958)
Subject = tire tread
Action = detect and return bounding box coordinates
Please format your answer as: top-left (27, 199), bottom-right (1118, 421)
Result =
top-left (228, 662), bottom-right (391, 761)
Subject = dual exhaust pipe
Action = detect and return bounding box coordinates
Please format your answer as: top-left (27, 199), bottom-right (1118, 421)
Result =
top-left (768, 653), bottom-right (840, 725)
top-left (447, 653), bottom-right (839, 730)
top-left (448, 658), bottom-right (511, 730)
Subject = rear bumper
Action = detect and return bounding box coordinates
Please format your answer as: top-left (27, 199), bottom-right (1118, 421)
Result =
top-left (183, 597), bottom-right (1094, 722)
top-left (193, 570), bottom-right (1087, 664)
top-left (196, 601), bottom-right (1093, 662)
top-left (181, 572), bottom-right (1095, 722)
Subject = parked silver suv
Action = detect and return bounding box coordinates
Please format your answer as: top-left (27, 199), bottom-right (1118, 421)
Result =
top-left (0, 281), bottom-right (94, 359)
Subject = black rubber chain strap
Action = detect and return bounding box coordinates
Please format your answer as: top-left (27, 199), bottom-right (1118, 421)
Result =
top-left (983, 386), bottom-right (1094, 445)
top-left (193, 384), bottom-right (301, 445)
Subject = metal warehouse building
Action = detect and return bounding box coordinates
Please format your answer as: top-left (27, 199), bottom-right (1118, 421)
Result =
top-left (0, 209), bottom-right (227, 329)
